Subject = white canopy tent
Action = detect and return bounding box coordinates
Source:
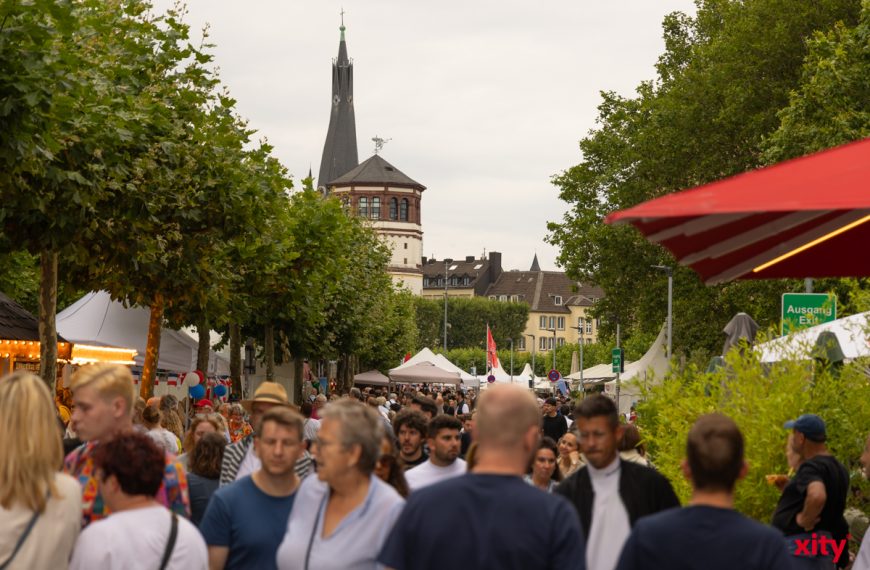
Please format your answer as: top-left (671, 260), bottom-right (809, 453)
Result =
top-left (390, 347), bottom-right (477, 389)
top-left (602, 325), bottom-right (670, 415)
top-left (57, 291), bottom-right (231, 375)
top-left (353, 370), bottom-right (390, 387)
top-left (757, 311), bottom-right (870, 362)
top-left (389, 362), bottom-right (462, 384)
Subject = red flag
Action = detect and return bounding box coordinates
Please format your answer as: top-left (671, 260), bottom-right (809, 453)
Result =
top-left (486, 326), bottom-right (500, 370)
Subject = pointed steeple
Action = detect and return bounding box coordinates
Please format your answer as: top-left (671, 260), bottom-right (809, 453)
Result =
top-left (530, 254), bottom-right (541, 272)
top-left (317, 19), bottom-right (359, 190)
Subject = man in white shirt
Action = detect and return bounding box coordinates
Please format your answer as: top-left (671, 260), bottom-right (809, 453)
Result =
top-left (405, 415), bottom-right (466, 492)
top-left (70, 433), bottom-right (207, 569)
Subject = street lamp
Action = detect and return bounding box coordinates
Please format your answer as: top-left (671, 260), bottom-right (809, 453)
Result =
top-left (545, 328), bottom-right (557, 371)
top-left (568, 323), bottom-right (584, 387)
top-left (651, 265), bottom-right (673, 360)
top-left (443, 258), bottom-right (452, 352)
top-left (526, 333), bottom-right (536, 381)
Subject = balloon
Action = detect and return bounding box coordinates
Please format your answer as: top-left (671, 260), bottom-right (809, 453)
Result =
top-left (189, 384), bottom-right (206, 399)
top-left (182, 371), bottom-right (201, 388)
top-left (213, 385), bottom-right (228, 397)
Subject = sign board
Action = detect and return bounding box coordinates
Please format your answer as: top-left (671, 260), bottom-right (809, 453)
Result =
top-left (487, 374), bottom-right (496, 384)
top-left (548, 369), bottom-right (560, 382)
top-left (611, 348), bottom-right (624, 374)
top-left (781, 293), bottom-right (836, 336)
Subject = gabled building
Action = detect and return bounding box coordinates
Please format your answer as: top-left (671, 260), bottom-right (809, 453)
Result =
top-left (485, 256), bottom-right (604, 353)
top-left (420, 252), bottom-right (503, 300)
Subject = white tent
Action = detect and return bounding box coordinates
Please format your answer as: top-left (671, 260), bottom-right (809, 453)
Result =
top-left (476, 362), bottom-right (526, 387)
top-left (757, 311), bottom-right (870, 362)
top-left (390, 348), bottom-right (477, 389)
top-left (57, 291), bottom-right (231, 375)
top-left (390, 362), bottom-right (462, 384)
top-left (602, 325), bottom-right (670, 415)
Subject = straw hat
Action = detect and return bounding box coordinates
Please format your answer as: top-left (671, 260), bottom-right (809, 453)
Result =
top-left (241, 382), bottom-right (291, 413)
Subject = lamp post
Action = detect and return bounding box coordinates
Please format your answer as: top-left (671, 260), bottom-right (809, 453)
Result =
top-left (568, 323), bottom-right (584, 388)
top-left (443, 258), bottom-right (452, 352)
top-left (526, 333), bottom-right (536, 381)
top-left (651, 265), bottom-right (673, 360)
top-left (508, 338), bottom-right (514, 383)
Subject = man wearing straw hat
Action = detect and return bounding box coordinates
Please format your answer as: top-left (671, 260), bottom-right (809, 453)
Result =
top-left (219, 382), bottom-right (312, 486)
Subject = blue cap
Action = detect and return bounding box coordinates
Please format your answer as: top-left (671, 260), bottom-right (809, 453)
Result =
top-left (784, 414), bottom-right (826, 442)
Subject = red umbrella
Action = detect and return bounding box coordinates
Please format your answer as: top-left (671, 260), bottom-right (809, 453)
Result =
top-left (605, 138), bottom-right (870, 284)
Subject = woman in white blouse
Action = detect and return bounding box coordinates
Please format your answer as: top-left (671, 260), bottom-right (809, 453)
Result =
top-left (276, 399), bottom-right (404, 570)
top-left (141, 405), bottom-right (179, 454)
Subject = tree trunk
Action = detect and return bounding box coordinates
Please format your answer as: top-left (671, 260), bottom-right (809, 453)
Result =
top-left (229, 323), bottom-right (241, 395)
top-left (38, 251), bottom-right (58, 391)
top-left (293, 357), bottom-right (303, 405)
top-left (141, 296), bottom-right (164, 399)
top-left (196, 317), bottom-right (210, 372)
top-left (264, 324), bottom-right (274, 381)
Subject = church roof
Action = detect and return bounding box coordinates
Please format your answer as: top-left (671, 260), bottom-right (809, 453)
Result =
top-left (529, 254), bottom-right (541, 272)
top-left (318, 24), bottom-right (359, 189)
top-left (330, 154), bottom-right (425, 190)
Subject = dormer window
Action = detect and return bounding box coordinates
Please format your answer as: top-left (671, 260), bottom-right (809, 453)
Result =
top-left (553, 296), bottom-right (562, 306)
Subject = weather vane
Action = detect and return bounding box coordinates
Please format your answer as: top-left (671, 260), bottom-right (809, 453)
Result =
top-left (372, 136), bottom-right (391, 155)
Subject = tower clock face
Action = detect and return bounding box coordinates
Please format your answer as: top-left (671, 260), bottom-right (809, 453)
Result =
top-left (333, 95), bottom-right (340, 104)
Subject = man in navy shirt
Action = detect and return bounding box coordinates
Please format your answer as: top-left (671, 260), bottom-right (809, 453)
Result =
top-left (616, 413), bottom-right (792, 570)
top-left (379, 384), bottom-right (585, 570)
top-left (200, 407), bottom-right (305, 570)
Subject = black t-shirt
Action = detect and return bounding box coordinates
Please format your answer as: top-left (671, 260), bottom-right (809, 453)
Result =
top-left (616, 505), bottom-right (792, 570)
top-left (401, 450), bottom-right (429, 471)
top-left (378, 473), bottom-right (585, 570)
top-left (542, 413), bottom-right (568, 442)
top-left (771, 454), bottom-right (849, 536)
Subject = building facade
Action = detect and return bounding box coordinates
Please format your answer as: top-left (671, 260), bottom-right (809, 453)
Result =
top-left (485, 256), bottom-right (604, 353)
top-left (420, 252), bottom-right (503, 300)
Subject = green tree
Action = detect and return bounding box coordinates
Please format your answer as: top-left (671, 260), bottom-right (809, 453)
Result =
top-left (548, 0), bottom-right (861, 361)
top-left (413, 296), bottom-right (528, 351)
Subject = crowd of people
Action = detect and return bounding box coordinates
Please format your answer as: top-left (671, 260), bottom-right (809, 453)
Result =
top-left (0, 362), bottom-right (868, 569)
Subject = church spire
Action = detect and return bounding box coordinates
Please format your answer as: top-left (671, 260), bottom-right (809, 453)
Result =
top-left (317, 16), bottom-right (359, 190)
top-left (530, 254), bottom-right (541, 272)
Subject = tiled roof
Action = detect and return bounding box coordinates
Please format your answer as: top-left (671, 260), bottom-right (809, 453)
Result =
top-left (330, 154), bottom-right (425, 190)
top-left (0, 292), bottom-right (68, 342)
top-left (485, 271), bottom-right (603, 313)
top-left (422, 257), bottom-right (491, 288)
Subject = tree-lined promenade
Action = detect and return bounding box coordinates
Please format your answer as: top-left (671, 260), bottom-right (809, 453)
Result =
top-left (0, 0), bottom-right (416, 399)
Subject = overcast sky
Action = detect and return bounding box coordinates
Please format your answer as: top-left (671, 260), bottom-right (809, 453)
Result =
top-left (152, 1), bottom-right (697, 272)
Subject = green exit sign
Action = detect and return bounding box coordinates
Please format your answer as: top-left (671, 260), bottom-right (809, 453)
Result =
top-left (781, 293), bottom-right (836, 336)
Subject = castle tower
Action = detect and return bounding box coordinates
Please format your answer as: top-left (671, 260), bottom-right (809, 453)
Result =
top-left (317, 21), bottom-right (358, 190)
top-left (330, 155), bottom-right (425, 294)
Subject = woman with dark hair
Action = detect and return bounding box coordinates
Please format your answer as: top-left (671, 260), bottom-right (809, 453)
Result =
top-left (142, 405), bottom-right (179, 454)
top-left (525, 437), bottom-right (561, 493)
top-left (374, 435), bottom-right (409, 498)
top-left (187, 432), bottom-right (226, 526)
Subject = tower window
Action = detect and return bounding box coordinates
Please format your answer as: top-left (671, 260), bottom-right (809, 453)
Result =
top-left (389, 198), bottom-right (398, 220)
top-left (371, 197), bottom-right (380, 220)
top-left (358, 197), bottom-right (368, 217)
top-left (403, 242), bottom-right (408, 250)
top-left (399, 199), bottom-right (408, 221)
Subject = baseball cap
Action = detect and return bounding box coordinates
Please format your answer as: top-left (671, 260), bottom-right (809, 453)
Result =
top-left (784, 414), bottom-right (826, 442)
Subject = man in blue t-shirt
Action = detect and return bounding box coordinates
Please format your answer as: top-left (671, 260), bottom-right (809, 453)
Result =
top-left (379, 384), bottom-right (585, 570)
top-left (200, 407), bottom-right (305, 570)
top-left (616, 413), bottom-right (792, 570)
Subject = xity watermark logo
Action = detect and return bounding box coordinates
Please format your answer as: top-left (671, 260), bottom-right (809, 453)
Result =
top-left (793, 533), bottom-right (851, 564)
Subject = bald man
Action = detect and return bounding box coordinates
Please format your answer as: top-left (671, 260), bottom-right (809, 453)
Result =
top-left (379, 385), bottom-right (586, 570)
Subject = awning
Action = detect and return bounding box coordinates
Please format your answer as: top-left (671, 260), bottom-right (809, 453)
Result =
top-left (389, 362), bottom-right (462, 385)
top-left (605, 139), bottom-right (870, 284)
top-left (353, 369), bottom-right (390, 386)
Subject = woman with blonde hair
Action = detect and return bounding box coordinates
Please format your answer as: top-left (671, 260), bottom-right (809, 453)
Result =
top-left (178, 414), bottom-right (223, 470)
top-left (0, 371), bottom-right (82, 568)
top-left (158, 394), bottom-right (184, 440)
top-left (141, 405), bottom-right (179, 454)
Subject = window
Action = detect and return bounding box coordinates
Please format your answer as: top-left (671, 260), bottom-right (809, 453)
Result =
top-left (358, 197), bottom-right (368, 217)
top-left (463, 277), bottom-right (471, 285)
top-left (389, 198), bottom-right (398, 220)
top-left (578, 317), bottom-right (584, 329)
top-left (499, 295), bottom-right (508, 301)
top-left (489, 295), bottom-right (496, 301)
top-left (403, 258), bottom-right (408, 265)
top-left (548, 316), bottom-right (556, 329)
top-left (511, 295), bottom-right (519, 303)
top-left (557, 338), bottom-right (566, 347)
top-left (548, 337), bottom-right (555, 350)
top-left (403, 242), bottom-right (408, 250)
top-left (586, 321), bottom-right (593, 334)
top-left (370, 197), bottom-right (380, 219)
top-left (539, 316), bottom-right (547, 328)
top-left (399, 198), bottom-right (408, 221)
top-left (539, 337), bottom-right (547, 351)
top-left (553, 295), bottom-right (562, 306)
top-left (557, 317), bottom-right (565, 330)
top-left (517, 337), bottom-right (526, 350)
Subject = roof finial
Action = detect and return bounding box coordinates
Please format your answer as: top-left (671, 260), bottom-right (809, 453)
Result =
top-left (340, 7), bottom-right (346, 40)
